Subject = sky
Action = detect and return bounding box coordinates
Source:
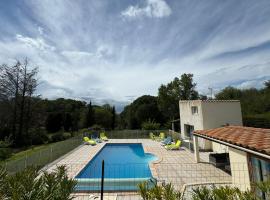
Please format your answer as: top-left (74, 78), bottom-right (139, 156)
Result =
top-left (0, 0), bottom-right (270, 112)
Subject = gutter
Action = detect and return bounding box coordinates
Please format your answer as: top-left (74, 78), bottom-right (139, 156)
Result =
top-left (193, 133), bottom-right (270, 160)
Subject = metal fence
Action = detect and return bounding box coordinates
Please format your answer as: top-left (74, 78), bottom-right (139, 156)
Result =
top-left (2, 135), bottom-right (82, 173)
top-left (1, 130), bottom-right (169, 174)
top-left (64, 162), bottom-right (253, 200)
top-left (98, 130), bottom-right (169, 139)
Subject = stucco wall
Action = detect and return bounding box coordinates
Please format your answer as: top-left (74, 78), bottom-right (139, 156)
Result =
top-left (179, 100), bottom-right (243, 150)
top-left (228, 147), bottom-right (251, 191)
top-left (212, 141), bottom-right (228, 153)
top-left (201, 101), bottom-right (243, 129)
top-left (201, 101), bottom-right (242, 152)
top-left (179, 101), bottom-right (208, 148)
top-left (179, 101), bottom-right (203, 136)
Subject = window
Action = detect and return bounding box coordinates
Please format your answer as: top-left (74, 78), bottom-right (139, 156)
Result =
top-left (184, 124), bottom-right (194, 139)
top-left (191, 106), bottom-right (198, 114)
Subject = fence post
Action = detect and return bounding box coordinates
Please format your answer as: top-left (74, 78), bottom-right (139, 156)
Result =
top-left (101, 160), bottom-right (105, 200)
top-left (25, 153), bottom-right (27, 169)
top-left (50, 146), bottom-right (53, 162)
top-left (39, 151), bottom-right (41, 166)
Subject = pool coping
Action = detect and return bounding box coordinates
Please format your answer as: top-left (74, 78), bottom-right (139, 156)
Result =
top-left (142, 143), bottom-right (163, 179)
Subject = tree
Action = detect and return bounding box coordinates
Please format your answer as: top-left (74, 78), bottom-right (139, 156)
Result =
top-left (264, 80), bottom-right (270, 90)
top-left (111, 106), bottom-right (116, 130)
top-left (63, 113), bottom-right (72, 131)
top-left (85, 101), bottom-right (95, 128)
top-left (215, 86), bottom-right (242, 100)
top-left (46, 113), bottom-right (63, 133)
top-left (0, 59), bottom-right (38, 146)
top-left (120, 95), bottom-right (163, 129)
top-left (179, 73), bottom-right (199, 100)
top-left (94, 107), bottom-right (113, 129)
top-left (157, 73), bottom-right (198, 121)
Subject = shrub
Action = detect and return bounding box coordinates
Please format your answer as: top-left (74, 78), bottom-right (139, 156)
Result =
top-left (29, 128), bottom-right (49, 145)
top-left (0, 137), bottom-right (13, 160)
top-left (138, 182), bottom-right (181, 200)
top-left (243, 113), bottom-right (270, 128)
top-left (0, 165), bottom-right (77, 199)
top-left (50, 132), bottom-right (65, 142)
top-left (0, 148), bottom-right (12, 160)
top-left (192, 185), bottom-right (257, 200)
top-left (142, 119), bottom-right (160, 130)
top-left (63, 132), bottom-right (72, 139)
top-left (90, 124), bottom-right (103, 131)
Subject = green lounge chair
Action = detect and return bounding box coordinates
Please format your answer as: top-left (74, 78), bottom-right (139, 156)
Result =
top-left (165, 140), bottom-right (181, 150)
top-left (155, 132), bottom-right (165, 141)
top-left (100, 132), bottom-right (108, 141)
top-left (83, 137), bottom-right (97, 145)
top-left (149, 132), bottom-right (155, 140)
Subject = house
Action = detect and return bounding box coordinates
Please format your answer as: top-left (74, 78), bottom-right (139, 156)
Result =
top-left (193, 126), bottom-right (270, 197)
top-left (179, 100), bottom-right (243, 151)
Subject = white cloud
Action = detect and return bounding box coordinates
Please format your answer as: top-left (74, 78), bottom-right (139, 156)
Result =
top-left (1, 0), bottom-right (270, 112)
top-left (16, 34), bottom-right (55, 51)
top-left (61, 50), bottom-right (94, 59)
top-left (121, 0), bottom-right (172, 18)
top-left (38, 26), bottom-right (44, 35)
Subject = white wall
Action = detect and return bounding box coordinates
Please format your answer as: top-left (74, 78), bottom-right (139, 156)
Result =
top-left (201, 101), bottom-right (243, 129)
top-left (202, 101), bottom-right (242, 152)
top-left (179, 100), bottom-right (243, 151)
top-left (179, 101), bottom-right (212, 149)
top-left (228, 147), bottom-right (251, 191)
top-left (179, 101), bottom-right (203, 136)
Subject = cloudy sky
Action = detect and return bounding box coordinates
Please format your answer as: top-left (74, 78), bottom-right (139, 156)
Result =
top-left (0, 0), bottom-right (270, 111)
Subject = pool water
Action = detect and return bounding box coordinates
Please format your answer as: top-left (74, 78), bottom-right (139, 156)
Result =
top-left (75, 143), bottom-right (158, 191)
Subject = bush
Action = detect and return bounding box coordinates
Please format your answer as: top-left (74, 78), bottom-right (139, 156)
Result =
top-left (29, 128), bottom-right (49, 145)
top-left (0, 148), bottom-right (12, 160)
top-left (0, 137), bottom-right (13, 160)
top-left (243, 113), bottom-right (270, 128)
top-left (0, 165), bottom-right (76, 199)
top-left (90, 124), bottom-right (103, 131)
top-left (191, 185), bottom-right (259, 200)
top-left (50, 132), bottom-right (65, 143)
top-left (138, 182), bottom-right (181, 200)
top-left (138, 181), bottom-right (270, 200)
top-left (63, 132), bottom-right (72, 139)
top-left (142, 119), bottom-right (160, 130)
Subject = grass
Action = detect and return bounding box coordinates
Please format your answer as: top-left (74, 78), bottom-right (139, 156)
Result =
top-left (1, 135), bottom-right (82, 173)
top-left (3, 140), bottom-right (68, 163)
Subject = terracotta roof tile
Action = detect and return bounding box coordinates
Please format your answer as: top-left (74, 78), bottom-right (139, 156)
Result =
top-left (193, 126), bottom-right (270, 156)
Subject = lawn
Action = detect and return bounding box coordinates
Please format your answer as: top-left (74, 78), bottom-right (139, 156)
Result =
top-left (1, 135), bottom-right (82, 173)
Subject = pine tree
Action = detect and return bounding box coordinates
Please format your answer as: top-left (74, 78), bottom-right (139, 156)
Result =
top-left (111, 106), bottom-right (116, 130)
top-left (86, 101), bottom-right (95, 128)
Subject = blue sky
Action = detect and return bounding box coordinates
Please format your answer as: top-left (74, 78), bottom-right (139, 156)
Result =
top-left (0, 0), bottom-right (270, 111)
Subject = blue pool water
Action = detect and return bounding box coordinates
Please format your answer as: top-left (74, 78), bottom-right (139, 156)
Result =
top-left (75, 143), bottom-right (158, 191)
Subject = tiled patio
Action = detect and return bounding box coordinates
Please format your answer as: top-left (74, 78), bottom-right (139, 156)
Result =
top-left (46, 139), bottom-right (232, 199)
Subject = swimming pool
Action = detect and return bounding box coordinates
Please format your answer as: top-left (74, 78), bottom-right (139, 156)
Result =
top-left (75, 143), bottom-right (158, 191)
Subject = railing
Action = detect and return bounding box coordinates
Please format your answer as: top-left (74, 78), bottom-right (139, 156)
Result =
top-left (65, 162), bottom-right (252, 200)
top-left (1, 135), bottom-right (82, 173)
top-left (106, 129), bottom-right (168, 139)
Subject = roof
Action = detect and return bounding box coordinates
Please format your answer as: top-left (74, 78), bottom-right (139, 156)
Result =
top-left (193, 126), bottom-right (270, 156)
top-left (179, 100), bottom-right (240, 103)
